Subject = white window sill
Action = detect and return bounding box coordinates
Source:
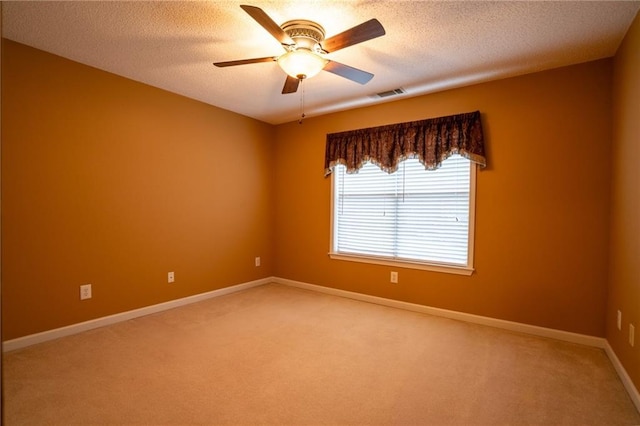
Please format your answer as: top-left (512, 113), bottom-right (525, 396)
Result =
top-left (328, 252), bottom-right (474, 276)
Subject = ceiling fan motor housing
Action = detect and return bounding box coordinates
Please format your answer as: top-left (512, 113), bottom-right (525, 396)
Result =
top-left (281, 20), bottom-right (326, 52)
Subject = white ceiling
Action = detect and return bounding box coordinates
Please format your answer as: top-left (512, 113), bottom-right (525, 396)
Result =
top-left (3, 1), bottom-right (640, 124)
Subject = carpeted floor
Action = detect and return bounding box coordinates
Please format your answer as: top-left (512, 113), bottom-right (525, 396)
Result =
top-left (3, 283), bottom-right (639, 425)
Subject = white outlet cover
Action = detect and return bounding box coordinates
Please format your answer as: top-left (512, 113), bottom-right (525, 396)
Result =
top-left (617, 310), bottom-right (622, 330)
top-left (80, 284), bottom-right (92, 300)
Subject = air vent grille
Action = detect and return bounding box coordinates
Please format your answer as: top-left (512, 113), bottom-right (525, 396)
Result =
top-left (375, 88), bottom-right (406, 98)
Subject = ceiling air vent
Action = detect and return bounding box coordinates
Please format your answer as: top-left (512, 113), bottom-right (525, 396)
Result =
top-left (374, 88), bottom-right (406, 98)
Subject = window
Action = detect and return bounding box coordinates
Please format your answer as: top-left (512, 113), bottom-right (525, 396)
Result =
top-left (331, 155), bottom-right (475, 275)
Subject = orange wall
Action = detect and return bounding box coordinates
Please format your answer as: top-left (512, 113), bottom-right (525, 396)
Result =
top-left (609, 12), bottom-right (640, 393)
top-left (274, 60), bottom-right (613, 337)
top-left (1, 40), bottom-right (275, 340)
top-left (0, 38), bottom-right (617, 343)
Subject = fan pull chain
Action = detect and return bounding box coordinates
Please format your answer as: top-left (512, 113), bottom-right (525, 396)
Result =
top-left (298, 78), bottom-right (306, 125)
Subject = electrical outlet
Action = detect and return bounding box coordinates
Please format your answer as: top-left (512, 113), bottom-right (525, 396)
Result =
top-left (390, 271), bottom-right (398, 284)
top-left (80, 284), bottom-right (92, 300)
top-left (168, 271), bottom-right (175, 283)
top-left (255, 257), bottom-right (261, 267)
top-left (630, 324), bottom-right (635, 347)
top-left (617, 310), bottom-right (622, 331)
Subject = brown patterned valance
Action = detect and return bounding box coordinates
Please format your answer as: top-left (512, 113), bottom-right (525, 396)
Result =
top-left (324, 111), bottom-right (486, 176)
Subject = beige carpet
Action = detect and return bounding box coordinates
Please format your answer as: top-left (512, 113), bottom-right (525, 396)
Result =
top-left (3, 283), bottom-right (639, 425)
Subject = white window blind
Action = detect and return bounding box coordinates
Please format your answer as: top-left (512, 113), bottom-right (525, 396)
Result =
top-left (332, 155), bottom-right (472, 268)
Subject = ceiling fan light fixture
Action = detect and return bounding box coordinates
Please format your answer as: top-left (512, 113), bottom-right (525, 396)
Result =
top-left (277, 49), bottom-right (328, 80)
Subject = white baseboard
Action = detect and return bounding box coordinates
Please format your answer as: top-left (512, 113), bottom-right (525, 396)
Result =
top-left (4, 276), bottom-right (606, 352)
top-left (273, 277), bottom-right (606, 348)
top-left (5, 274), bottom-right (638, 415)
top-left (605, 341), bottom-right (640, 413)
top-left (2, 277), bottom-right (272, 352)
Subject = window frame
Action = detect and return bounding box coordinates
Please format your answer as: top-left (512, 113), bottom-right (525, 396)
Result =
top-left (329, 158), bottom-right (477, 276)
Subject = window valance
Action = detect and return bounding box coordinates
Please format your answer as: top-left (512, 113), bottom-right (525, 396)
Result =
top-left (324, 110), bottom-right (486, 176)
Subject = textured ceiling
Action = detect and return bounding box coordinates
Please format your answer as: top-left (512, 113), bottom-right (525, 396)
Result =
top-left (3, 1), bottom-right (640, 124)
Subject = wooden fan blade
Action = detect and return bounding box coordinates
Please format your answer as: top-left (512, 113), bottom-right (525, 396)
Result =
top-left (214, 57), bottom-right (276, 67)
top-left (240, 5), bottom-right (294, 46)
top-left (282, 75), bottom-right (300, 94)
top-left (321, 19), bottom-right (385, 53)
top-left (324, 61), bottom-right (374, 84)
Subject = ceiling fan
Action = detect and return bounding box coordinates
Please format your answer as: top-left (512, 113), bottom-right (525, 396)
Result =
top-left (214, 5), bottom-right (386, 94)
